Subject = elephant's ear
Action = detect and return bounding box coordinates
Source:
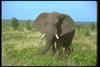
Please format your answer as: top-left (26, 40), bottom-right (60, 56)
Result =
top-left (33, 13), bottom-right (48, 34)
top-left (60, 14), bottom-right (75, 36)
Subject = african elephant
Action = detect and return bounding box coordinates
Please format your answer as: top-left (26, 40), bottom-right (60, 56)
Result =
top-left (34, 12), bottom-right (75, 55)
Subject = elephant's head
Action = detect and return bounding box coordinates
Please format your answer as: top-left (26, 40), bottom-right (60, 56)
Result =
top-left (34, 12), bottom-right (75, 40)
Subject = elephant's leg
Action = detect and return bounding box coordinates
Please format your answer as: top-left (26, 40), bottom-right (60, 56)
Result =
top-left (67, 47), bottom-right (71, 54)
top-left (51, 42), bottom-right (56, 55)
top-left (52, 44), bottom-right (56, 54)
top-left (64, 46), bottom-right (68, 54)
top-left (65, 37), bottom-right (73, 55)
top-left (65, 44), bottom-right (73, 55)
top-left (65, 45), bottom-right (71, 55)
top-left (67, 43), bottom-right (74, 53)
top-left (70, 44), bottom-right (74, 52)
top-left (56, 42), bottom-right (62, 56)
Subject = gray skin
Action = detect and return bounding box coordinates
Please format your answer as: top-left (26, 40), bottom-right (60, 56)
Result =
top-left (34, 12), bottom-right (75, 55)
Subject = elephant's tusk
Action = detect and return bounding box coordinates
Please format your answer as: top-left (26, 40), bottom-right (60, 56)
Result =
top-left (40, 34), bottom-right (45, 40)
top-left (55, 34), bottom-right (59, 39)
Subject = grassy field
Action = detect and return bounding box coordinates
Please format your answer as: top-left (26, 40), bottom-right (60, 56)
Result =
top-left (2, 21), bottom-right (97, 66)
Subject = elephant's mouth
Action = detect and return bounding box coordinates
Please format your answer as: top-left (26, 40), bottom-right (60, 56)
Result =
top-left (40, 34), bottom-right (59, 40)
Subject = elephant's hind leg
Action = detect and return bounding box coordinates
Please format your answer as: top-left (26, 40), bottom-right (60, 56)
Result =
top-left (70, 44), bottom-right (74, 52)
top-left (65, 43), bottom-right (73, 55)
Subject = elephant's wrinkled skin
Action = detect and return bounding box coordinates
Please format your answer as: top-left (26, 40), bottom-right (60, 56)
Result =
top-left (34, 12), bottom-right (75, 55)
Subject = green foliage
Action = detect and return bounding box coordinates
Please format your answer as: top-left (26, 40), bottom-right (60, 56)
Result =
top-left (2, 21), bottom-right (97, 66)
top-left (11, 17), bottom-right (19, 30)
top-left (90, 23), bottom-right (96, 31)
top-left (85, 30), bottom-right (91, 36)
top-left (26, 20), bottom-right (32, 30)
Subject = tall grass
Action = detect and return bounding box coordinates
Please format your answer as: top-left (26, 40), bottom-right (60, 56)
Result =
top-left (2, 22), bottom-right (97, 66)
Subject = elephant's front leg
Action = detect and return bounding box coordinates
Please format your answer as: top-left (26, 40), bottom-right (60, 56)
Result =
top-left (56, 42), bottom-right (62, 56)
top-left (65, 44), bottom-right (73, 55)
top-left (51, 41), bottom-right (56, 55)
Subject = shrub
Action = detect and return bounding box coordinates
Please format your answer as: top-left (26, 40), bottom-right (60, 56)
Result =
top-left (11, 17), bottom-right (19, 30)
top-left (90, 23), bottom-right (96, 31)
top-left (85, 29), bottom-right (91, 36)
top-left (26, 21), bottom-right (32, 30)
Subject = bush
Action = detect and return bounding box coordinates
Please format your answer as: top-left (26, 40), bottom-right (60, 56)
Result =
top-left (90, 23), bottom-right (96, 31)
top-left (11, 17), bottom-right (19, 30)
top-left (85, 29), bottom-right (91, 36)
top-left (26, 22), bottom-right (31, 30)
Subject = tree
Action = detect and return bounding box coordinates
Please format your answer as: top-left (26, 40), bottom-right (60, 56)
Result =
top-left (11, 17), bottom-right (19, 30)
top-left (26, 20), bottom-right (32, 30)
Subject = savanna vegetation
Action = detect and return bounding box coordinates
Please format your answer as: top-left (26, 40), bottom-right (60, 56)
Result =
top-left (2, 18), bottom-right (97, 66)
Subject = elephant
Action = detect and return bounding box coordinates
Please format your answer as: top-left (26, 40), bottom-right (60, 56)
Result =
top-left (33, 12), bottom-right (75, 56)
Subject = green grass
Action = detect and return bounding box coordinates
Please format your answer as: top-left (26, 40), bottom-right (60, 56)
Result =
top-left (2, 22), bottom-right (97, 66)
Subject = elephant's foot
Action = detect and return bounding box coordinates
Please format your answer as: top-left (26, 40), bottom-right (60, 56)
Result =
top-left (70, 44), bottom-right (74, 52)
top-left (71, 47), bottom-right (74, 52)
